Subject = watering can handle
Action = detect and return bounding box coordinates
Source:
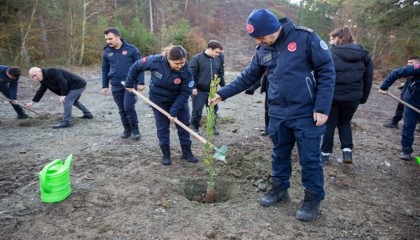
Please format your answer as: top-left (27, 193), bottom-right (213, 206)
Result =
top-left (39, 159), bottom-right (63, 193)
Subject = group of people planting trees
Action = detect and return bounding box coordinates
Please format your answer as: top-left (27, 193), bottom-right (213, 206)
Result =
top-left (1, 8), bottom-right (419, 222)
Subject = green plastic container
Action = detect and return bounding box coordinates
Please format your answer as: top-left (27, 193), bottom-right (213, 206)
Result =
top-left (416, 157), bottom-right (420, 165)
top-left (39, 154), bottom-right (73, 203)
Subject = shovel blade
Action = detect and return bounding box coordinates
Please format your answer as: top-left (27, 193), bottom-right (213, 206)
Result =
top-left (212, 145), bottom-right (228, 163)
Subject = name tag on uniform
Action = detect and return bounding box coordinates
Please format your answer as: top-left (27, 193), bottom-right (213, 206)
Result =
top-left (263, 53), bottom-right (272, 63)
top-left (154, 72), bottom-right (162, 79)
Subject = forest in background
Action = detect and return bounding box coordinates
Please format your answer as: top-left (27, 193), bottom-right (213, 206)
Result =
top-left (0, 0), bottom-right (418, 72)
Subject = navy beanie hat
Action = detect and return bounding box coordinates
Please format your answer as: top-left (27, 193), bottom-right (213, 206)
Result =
top-left (7, 66), bottom-right (21, 77)
top-left (246, 9), bottom-right (280, 38)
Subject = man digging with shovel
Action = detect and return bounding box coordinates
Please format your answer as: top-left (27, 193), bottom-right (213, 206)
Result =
top-left (379, 63), bottom-right (420, 161)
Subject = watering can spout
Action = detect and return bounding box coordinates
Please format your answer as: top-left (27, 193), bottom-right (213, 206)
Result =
top-left (64, 154), bottom-right (73, 169)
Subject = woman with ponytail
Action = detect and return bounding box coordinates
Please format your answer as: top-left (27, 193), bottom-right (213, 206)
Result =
top-left (320, 27), bottom-right (373, 165)
top-left (125, 45), bottom-right (198, 166)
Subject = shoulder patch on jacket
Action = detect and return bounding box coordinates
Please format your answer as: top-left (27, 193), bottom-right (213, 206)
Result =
top-left (295, 25), bottom-right (313, 33)
top-left (141, 57), bottom-right (147, 64)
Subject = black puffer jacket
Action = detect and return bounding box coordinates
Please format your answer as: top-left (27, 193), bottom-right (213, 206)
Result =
top-left (331, 43), bottom-right (373, 103)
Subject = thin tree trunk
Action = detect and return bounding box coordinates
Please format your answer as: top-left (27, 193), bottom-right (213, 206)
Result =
top-left (149, 0), bottom-right (153, 32)
top-left (39, 15), bottom-right (50, 57)
top-left (184, 0), bottom-right (188, 12)
top-left (17, 0), bottom-right (39, 66)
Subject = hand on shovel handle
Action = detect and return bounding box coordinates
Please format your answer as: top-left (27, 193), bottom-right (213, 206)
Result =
top-left (0, 95), bottom-right (42, 116)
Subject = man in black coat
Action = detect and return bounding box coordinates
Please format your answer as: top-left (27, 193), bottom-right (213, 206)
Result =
top-left (190, 40), bottom-right (225, 135)
top-left (26, 67), bottom-right (93, 128)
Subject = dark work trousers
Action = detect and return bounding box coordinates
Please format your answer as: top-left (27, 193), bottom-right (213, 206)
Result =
top-left (401, 89), bottom-right (420, 154)
top-left (111, 87), bottom-right (138, 126)
top-left (191, 90), bottom-right (218, 129)
top-left (268, 116), bottom-right (325, 201)
top-left (321, 100), bottom-right (360, 154)
top-left (392, 103), bottom-right (404, 124)
top-left (152, 102), bottom-right (192, 146)
top-left (0, 83), bottom-right (26, 116)
top-left (62, 86), bottom-right (91, 122)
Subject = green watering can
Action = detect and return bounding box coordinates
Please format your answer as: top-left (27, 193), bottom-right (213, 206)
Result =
top-left (39, 154), bottom-right (73, 203)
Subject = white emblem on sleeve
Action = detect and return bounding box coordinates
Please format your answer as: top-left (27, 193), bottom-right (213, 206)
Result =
top-left (320, 41), bottom-right (328, 50)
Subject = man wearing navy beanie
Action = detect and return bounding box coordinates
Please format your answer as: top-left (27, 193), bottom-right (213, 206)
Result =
top-left (210, 9), bottom-right (335, 221)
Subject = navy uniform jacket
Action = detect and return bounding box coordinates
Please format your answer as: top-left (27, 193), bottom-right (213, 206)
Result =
top-left (102, 39), bottom-right (144, 90)
top-left (218, 18), bottom-right (335, 120)
top-left (189, 51), bottom-right (225, 92)
top-left (0, 65), bottom-right (20, 100)
top-left (125, 54), bottom-right (194, 117)
top-left (380, 64), bottom-right (420, 102)
top-left (32, 68), bottom-right (86, 102)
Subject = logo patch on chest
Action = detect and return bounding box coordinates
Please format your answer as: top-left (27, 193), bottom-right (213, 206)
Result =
top-left (107, 52), bottom-right (114, 57)
top-left (122, 50), bottom-right (128, 55)
top-left (287, 42), bottom-right (297, 52)
top-left (154, 72), bottom-right (162, 79)
top-left (174, 78), bottom-right (181, 84)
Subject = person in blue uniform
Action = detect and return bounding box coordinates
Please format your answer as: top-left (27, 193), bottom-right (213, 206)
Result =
top-left (379, 63), bottom-right (420, 161)
top-left (383, 56), bottom-right (420, 130)
top-left (0, 65), bottom-right (29, 119)
top-left (102, 27), bottom-right (144, 140)
top-left (125, 45), bottom-right (197, 166)
top-left (210, 9), bottom-right (335, 221)
top-left (27, 67), bottom-right (93, 128)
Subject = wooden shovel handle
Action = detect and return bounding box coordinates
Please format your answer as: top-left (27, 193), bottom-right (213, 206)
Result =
top-left (130, 88), bottom-right (209, 145)
top-left (0, 94), bottom-right (42, 115)
top-left (387, 92), bottom-right (420, 114)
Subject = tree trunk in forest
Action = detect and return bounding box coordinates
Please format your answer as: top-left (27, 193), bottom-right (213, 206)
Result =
top-left (149, 0), bottom-right (153, 33)
top-left (17, 0), bottom-right (39, 66)
top-left (184, 0), bottom-right (188, 12)
top-left (78, 0), bottom-right (89, 66)
top-left (39, 15), bottom-right (50, 57)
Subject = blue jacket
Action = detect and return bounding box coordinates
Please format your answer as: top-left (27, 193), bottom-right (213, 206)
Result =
top-left (380, 64), bottom-right (420, 102)
top-left (218, 18), bottom-right (336, 120)
top-left (125, 54), bottom-right (194, 117)
top-left (0, 65), bottom-right (20, 100)
top-left (101, 39), bottom-right (144, 90)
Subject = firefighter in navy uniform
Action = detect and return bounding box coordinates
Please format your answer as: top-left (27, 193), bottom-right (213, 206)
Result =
top-left (0, 66), bottom-right (29, 119)
top-left (379, 63), bottom-right (420, 161)
top-left (102, 27), bottom-right (144, 140)
top-left (210, 9), bottom-right (335, 221)
top-left (125, 45), bottom-right (197, 166)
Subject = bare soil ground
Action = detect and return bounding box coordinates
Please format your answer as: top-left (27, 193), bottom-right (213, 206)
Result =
top-left (0, 67), bottom-right (419, 239)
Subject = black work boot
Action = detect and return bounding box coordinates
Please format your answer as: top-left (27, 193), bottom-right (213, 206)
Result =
top-left (296, 189), bottom-right (321, 221)
top-left (121, 124), bottom-right (131, 139)
top-left (181, 144), bottom-right (198, 163)
top-left (52, 120), bottom-right (72, 129)
top-left (259, 182), bottom-right (289, 207)
top-left (130, 123), bottom-right (142, 140)
top-left (160, 145), bottom-right (171, 166)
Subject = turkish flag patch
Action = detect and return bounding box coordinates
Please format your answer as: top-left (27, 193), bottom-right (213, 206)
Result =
top-left (287, 42), bottom-right (297, 52)
top-left (141, 57), bottom-right (147, 64)
top-left (122, 50), bottom-right (128, 55)
top-left (174, 78), bottom-right (181, 84)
